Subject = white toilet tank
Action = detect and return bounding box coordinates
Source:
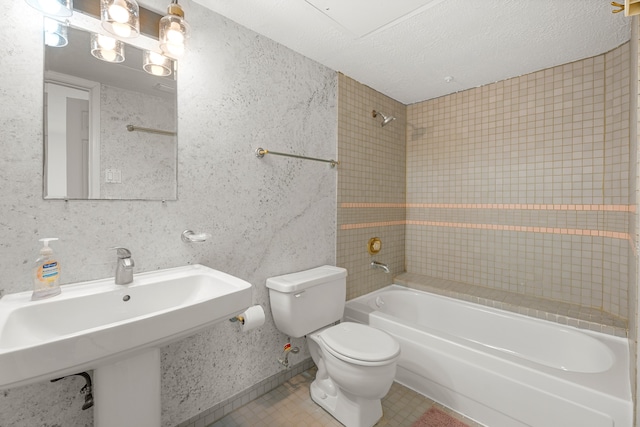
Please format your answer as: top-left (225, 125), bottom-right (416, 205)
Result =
top-left (266, 265), bottom-right (347, 338)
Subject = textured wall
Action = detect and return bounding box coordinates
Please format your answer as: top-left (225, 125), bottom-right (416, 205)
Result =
top-left (100, 84), bottom-right (177, 200)
top-left (0, 0), bottom-right (336, 426)
top-left (337, 74), bottom-right (406, 300)
top-left (406, 44), bottom-right (631, 319)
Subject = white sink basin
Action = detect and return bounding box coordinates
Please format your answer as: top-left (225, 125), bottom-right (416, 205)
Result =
top-left (0, 264), bottom-right (252, 390)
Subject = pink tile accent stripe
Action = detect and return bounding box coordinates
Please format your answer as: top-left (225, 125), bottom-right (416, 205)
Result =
top-left (340, 202), bottom-right (635, 211)
top-left (340, 203), bottom-right (406, 208)
top-left (405, 220), bottom-right (630, 239)
top-left (341, 221), bottom-right (405, 230)
top-left (340, 219), bottom-right (630, 241)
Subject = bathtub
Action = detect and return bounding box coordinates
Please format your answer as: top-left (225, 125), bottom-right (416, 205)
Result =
top-left (344, 285), bottom-right (632, 427)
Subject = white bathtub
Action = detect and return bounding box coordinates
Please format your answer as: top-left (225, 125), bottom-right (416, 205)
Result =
top-left (344, 285), bottom-right (632, 427)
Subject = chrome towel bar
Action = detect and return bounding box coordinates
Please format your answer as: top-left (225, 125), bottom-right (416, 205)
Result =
top-left (255, 147), bottom-right (339, 168)
top-left (126, 124), bottom-right (176, 136)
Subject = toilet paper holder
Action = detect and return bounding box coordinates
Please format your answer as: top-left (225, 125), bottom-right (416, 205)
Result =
top-left (229, 315), bottom-right (245, 324)
top-left (228, 305), bottom-right (266, 332)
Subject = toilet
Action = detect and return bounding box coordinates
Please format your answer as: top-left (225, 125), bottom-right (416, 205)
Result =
top-left (266, 265), bottom-right (400, 427)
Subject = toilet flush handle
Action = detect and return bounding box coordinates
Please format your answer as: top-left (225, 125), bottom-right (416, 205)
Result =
top-left (294, 291), bottom-right (305, 298)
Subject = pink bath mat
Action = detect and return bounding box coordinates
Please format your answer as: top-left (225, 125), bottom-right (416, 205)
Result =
top-left (411, 407), bottom-right (470, 427)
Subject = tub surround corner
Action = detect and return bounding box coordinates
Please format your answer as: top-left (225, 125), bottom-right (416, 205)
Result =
top-left (394, 272), bottom-right (627, 337)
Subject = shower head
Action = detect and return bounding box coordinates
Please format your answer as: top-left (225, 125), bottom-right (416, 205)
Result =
top-left (372, 110), bottom-right (396, 127)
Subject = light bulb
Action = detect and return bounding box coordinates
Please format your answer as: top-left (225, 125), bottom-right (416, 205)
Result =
top-left (38, 0), bottom-right (63, 14)
top-left (45, 33), bottom-right (61, 46)
top-left (26, 0), bottom-right (72, 17)
top-left (91, 33), bottom-right (124, 63)
top-left (97, 34), bottom-right (116, 50)
top-left (101, 49), bottom-right (117, 62)
top-left (159, 4), bottom-right (188, 59)
top-left (108, 0), bottom-right (129, 22)
top-left (44, 18), bottom-right (68, 47)
top-left (148, 51), bottom-right (165, 64)
top-left (100, 0), bottom-right (139, 38)
top-left (110, 22), bottom-right (132, 38)
top-left (166, 22), bottom-right (184, 44)
top-left (143, 50), bottom-right (173, 77)
top-left (149, 65), bottom-right (166, 76)
top-left (164, 42), bottom-right (184, 57)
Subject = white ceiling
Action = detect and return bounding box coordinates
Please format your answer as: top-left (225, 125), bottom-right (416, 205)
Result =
top-left (192, 0), bottom-right (632, 105)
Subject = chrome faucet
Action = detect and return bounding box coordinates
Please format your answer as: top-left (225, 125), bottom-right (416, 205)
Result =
top-left (370, 260), bottom-right (390, 274)
top-left (113, 247), bottom-right (134, 285)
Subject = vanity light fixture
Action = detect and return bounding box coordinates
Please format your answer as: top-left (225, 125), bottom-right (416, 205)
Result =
top-left (143, 50), bottom-right (173, 77)
top-left (90, 33), bottom-right (125, 63)
top-left (159, 0), bottom-right (189, 59)
top-left (44, 17), bottom-right (69, 47)
top-left (100, 0), bottom-right (140, 38)
top-left (25, 0), bottom-right (72, 17)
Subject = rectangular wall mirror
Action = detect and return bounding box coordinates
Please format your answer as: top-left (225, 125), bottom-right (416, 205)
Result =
top-left (43, 24), bottom-right (178, 200)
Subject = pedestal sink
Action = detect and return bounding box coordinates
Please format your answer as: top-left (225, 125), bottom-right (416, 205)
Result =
top-left (0, 264), bottom-right (253, 426)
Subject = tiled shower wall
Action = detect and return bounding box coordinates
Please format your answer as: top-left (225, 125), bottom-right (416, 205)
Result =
top-left (337, 74), bottom-right (406, 300)
top-left (406, 43), bottom-right (631, 319)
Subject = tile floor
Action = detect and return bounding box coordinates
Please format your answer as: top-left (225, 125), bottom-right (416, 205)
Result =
top-left (209, 368), bottom-right (483, 427)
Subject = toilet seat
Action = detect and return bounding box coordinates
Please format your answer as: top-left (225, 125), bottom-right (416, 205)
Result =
top-left (317, 322), bottom-right (400, 366)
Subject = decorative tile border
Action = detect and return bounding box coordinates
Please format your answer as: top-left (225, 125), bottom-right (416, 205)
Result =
top-left (340, 219), bottom-right (631, 241)
top-left (341, 220), bottom-right (405, 230)
top-left (339, 202), bottom-right (634, 242)
top-left (405, 220), bottom-right (630, 240)
top-left (340, 203), bottom-right (635, 212)
top-left (341, 203), bottom-right (406, 208)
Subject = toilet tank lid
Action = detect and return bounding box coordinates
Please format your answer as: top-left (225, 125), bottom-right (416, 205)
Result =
top-left (266, 265), bottom-right (347, 293)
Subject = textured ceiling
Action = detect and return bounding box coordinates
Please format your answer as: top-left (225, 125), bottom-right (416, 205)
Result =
top-left (192, 0), bottom-right (631, 104)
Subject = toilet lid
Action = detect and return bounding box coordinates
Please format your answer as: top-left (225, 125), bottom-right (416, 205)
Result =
top-left (319, 322), bottom-right (400, 362)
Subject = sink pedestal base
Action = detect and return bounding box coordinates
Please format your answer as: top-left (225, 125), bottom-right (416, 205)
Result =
top-left (94, 348), bottom-right (161, 427)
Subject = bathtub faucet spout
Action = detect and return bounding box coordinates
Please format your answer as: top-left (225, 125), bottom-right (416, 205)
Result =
top-left (370, 260), bottom-right (390, 273)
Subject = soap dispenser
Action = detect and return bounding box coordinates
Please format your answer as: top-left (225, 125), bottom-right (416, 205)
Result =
top-left (32, 238), bottom-right (61, 300)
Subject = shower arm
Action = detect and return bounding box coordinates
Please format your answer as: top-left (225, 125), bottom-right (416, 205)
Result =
top-left (372, 110), bottom-right (396, 127)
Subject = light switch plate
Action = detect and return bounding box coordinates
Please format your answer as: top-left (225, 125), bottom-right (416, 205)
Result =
top-left (105, 168), bottom-right (122, 184)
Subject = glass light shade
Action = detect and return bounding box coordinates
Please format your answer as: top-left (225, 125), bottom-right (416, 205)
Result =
top-left (159, 14), bottom-right (188, 59)
top-left (143, 51), bottom-right (173, 77)
top-left (100, 0), bottom-right (139, 39)
top-left (25, 0), bottom-right (72, 17)
top-left (44, 18), bottom-right (68, 47)
top-left (90, 33), bottom-right (125, 63)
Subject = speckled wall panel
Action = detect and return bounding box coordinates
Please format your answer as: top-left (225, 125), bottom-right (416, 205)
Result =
top-left (0, 1), bottom-right (336, 426)
top-left (337, 74), bottom-right (406, 300)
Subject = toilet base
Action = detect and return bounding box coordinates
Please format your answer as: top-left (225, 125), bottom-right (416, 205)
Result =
top-left (310, 379), bottom-right (383, 427)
